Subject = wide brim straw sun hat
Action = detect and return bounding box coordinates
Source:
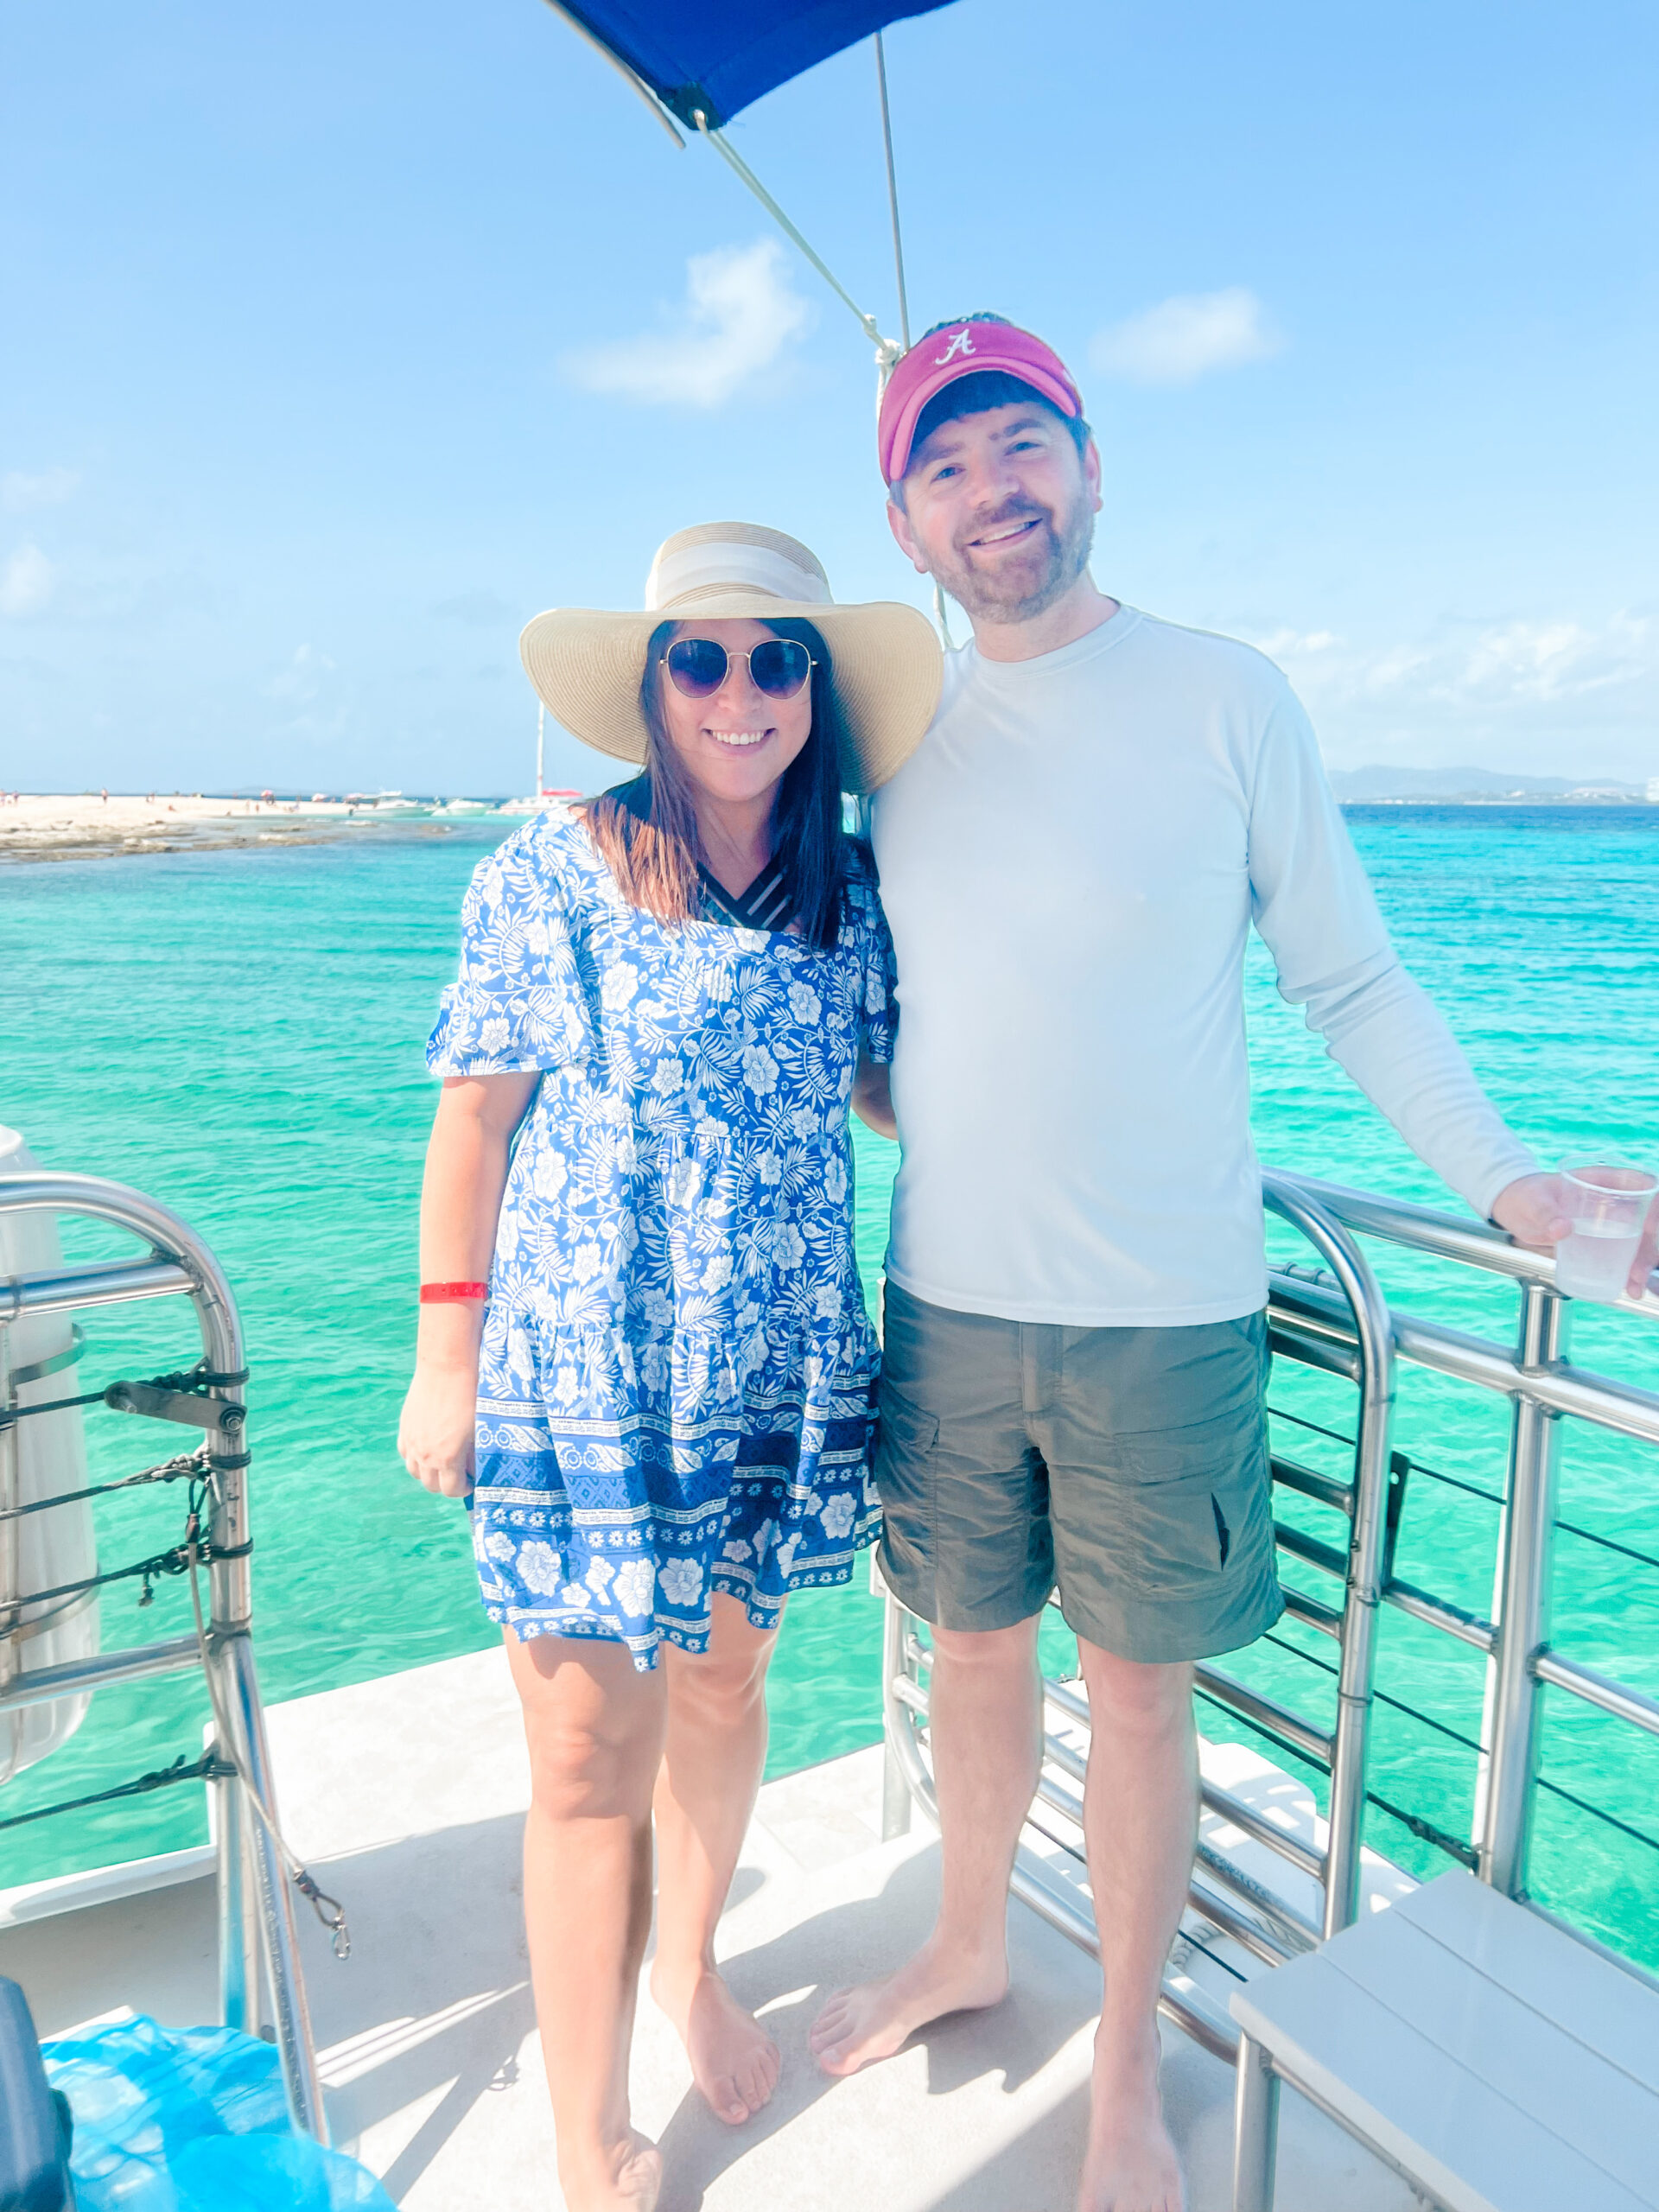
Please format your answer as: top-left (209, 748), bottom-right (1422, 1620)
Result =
top-left (519, 522), bottom-right (943, 797)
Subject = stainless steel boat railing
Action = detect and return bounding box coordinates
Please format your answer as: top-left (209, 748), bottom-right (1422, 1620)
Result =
top-left (880, 1168), bottom-right (1659, 2059)
top-left (0, 1171), bottom-right (326, 2138)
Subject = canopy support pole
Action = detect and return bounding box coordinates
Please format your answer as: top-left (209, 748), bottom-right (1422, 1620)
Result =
top-left (874, 35), bottom-right (911, 351)
top-left (693, 117), bottom-right (900, 373)
top-left (872, 35), bottom-right (953, 646)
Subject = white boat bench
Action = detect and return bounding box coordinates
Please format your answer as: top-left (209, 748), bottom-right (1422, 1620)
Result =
top-left (1229, 1869), bottom-right (1659, 2212)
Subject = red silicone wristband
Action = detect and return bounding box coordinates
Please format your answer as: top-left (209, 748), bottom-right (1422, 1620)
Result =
top-left (419, 1281), bottom-right (489, 1304)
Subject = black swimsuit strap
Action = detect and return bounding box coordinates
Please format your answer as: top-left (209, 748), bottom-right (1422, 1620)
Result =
top-left (604, 776), bottom-right (793, 931)
top-left (698, 860), bottom-right (794, 932)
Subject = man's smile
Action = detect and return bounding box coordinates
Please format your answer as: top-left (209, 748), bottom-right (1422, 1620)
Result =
top-left (964, 512), bottom-right (1046, 552)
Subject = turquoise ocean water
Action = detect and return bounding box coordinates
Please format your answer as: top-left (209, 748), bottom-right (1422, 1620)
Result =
top-left (3, 805), bottom-right (1656, 1962)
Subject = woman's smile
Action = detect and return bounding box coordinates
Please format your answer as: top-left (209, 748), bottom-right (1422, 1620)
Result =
top-left (700, 726), bottom-right (775, 751)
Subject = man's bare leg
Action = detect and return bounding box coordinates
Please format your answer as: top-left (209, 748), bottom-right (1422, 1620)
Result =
top-left (650, 1594), bottom-right (782, 2125)
top-left (810, 1613), bottom-right (1042, 2074)
top-left (508, 1630), bottom-right (666, 2212)
top-left (1074, 1643), bottom-right (1196, 2212)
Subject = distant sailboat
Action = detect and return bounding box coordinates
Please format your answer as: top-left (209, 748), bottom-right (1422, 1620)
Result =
top-left (534, 702), bottom-right (580, 808)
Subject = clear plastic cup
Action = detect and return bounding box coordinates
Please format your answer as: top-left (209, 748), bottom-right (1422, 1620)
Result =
top-left (1554, 1161), bottom-right (1659, 1302)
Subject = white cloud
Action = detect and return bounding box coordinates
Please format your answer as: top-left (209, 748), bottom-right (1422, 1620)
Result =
top-left (1090, 288), bottom-right (1283, 386)
top-left (1254, 613), bottom-right (1656, 712)
top-left (1452, 614), bottom-right (1654, 705)
top-left (0, 543), bottom-right (57, 618)
top-left (563, 239), bottom-right (812, 409)
top-left (1243, 609), bottom-right (1659, 777)
top-left (265, 642), bottom-right (336, 704)
top-left (1252, 628), bottom-right (1340, 661)
top-left (2, 467), bottom-right (80, 512)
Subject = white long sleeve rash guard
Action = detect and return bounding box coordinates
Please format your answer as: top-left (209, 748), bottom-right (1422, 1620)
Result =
top-left (869, 605), bottom-right (1536, 1327)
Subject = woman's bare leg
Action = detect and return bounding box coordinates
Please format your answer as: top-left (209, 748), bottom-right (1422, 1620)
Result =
top-left (649, 1593), bottom-right (781, 2124)
top-left (508, 1629), bottom-right (666, 2212)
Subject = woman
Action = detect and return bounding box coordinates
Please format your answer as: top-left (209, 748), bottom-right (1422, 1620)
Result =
top-left (397, 523), bottom-right (939, 2212)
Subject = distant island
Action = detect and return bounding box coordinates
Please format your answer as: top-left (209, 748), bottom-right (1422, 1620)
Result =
top-left (1329, 766), bottom-right (1657, 804)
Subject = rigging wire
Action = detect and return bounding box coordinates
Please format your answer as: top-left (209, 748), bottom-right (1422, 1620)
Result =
top-left (872, 35), bottom-right (954, 647)
top-left (0, 1446), bottom-right (207, 1525)
top-left (536, 9), bottom-right (891, 358)
top-left (874, 35), bottom-right (911, 351)
top-left (692, 104), bottom-right (958, 651)
top-left (0, 1449), bottom-right (350, 1953)
top-left (1363, 1789), bottom-right (1480, 1870)
top-left (694, 118), bottom-right (899, 369)
top-left (182, 1501), bottom-right (353, 1956)
top-left (1269, 1403), bottom-right (1659, 1577)
top-left (0, 1751), bottom-right (236, 1834)
top-left (1536, 1774), bottom-right (1659, 1859)
top-left (1266, 1404), bottom-right (1358, 1452)
top-left (543, 11), bottom-right (957, 645)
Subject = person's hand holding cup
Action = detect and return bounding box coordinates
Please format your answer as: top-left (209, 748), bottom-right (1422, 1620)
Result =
top-left (1553, 1162), bottom-right (1659, 1303)
top-left (1491, 1163), bottom-right (1659, 1304)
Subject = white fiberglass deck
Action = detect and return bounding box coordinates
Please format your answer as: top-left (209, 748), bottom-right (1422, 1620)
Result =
top-left (0, 1650), bottom-right (1422, 2210)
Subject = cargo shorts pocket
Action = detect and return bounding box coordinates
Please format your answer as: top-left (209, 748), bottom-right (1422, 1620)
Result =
top-left (874, 1387), bottom-right (938, 1515)
top-left (1119, 1414), bottom-right (1271, 1599)
top-left (874, 1386), bottom-right (940, 1602)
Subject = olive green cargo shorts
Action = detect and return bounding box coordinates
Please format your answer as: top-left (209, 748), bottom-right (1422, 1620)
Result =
top-left (874, 1281), bottom-right (1283, 1663)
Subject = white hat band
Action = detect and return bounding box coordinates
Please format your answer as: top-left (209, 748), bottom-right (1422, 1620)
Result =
top-left (645, 537), bottom-right (832, 613)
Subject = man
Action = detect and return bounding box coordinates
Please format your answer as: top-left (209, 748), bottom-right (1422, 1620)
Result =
top-left (816, 315), bottom-right (1659, 2212)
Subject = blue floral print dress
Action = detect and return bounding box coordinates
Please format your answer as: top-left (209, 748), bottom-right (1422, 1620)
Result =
top-left (427, 810), bottom-right (895, 1669)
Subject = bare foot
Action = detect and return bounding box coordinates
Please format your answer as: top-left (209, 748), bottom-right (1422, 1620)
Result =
top-left (1075, 2021), bottom-right (1184, 2212)
top-left (558, 2130), bottom-right (663, 2212)
top-left (652, 1961), bottom-right (780, 2125)
top-left (808, 1932), bottom-right (1007, 2076)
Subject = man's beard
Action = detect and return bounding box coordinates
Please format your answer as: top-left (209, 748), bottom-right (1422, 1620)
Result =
top-left (931, 491), bottom-right (1096, 625)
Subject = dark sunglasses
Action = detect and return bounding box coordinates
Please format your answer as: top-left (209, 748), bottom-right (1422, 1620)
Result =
top-left (662, 636), bottom-right (815, 701)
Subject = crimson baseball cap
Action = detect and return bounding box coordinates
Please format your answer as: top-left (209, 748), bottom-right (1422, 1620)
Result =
top-left (878, 317), bottom-right (1085, 486)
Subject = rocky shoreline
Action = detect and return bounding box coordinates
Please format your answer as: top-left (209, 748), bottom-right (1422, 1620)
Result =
top-left (0, 795), bottom-right (520, 865)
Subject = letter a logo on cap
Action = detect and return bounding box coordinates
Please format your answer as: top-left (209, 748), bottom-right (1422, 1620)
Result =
top-left (877, 317), bottom-right (1083, 484)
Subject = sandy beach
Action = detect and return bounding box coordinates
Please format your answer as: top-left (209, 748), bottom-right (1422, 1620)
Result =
top-left (0, 793), bottom-right (523, 864)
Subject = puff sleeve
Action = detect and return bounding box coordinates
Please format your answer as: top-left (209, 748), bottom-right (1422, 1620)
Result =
top-left (426, 825), bottom-right (595, 1077)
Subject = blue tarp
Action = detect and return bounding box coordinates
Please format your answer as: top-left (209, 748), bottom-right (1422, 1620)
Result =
top-left (43, 2017), bottom-right (397, 2212)
top-left (554, 0), bottom-right (958, 126)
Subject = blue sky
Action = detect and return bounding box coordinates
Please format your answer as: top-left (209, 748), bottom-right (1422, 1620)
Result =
top-left (4, 0), bottom-right (1656, 795)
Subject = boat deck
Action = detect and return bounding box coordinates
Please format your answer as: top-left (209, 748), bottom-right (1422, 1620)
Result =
top-left (1, 1649), bottom-right (1420, 2209)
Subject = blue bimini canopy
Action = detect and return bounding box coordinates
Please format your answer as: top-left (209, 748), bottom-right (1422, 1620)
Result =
top-left (551, 0), bottom-right (958, 129)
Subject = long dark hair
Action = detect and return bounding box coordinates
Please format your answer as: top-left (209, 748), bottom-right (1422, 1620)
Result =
top-left (586, 618), bottom-right (850, 950)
